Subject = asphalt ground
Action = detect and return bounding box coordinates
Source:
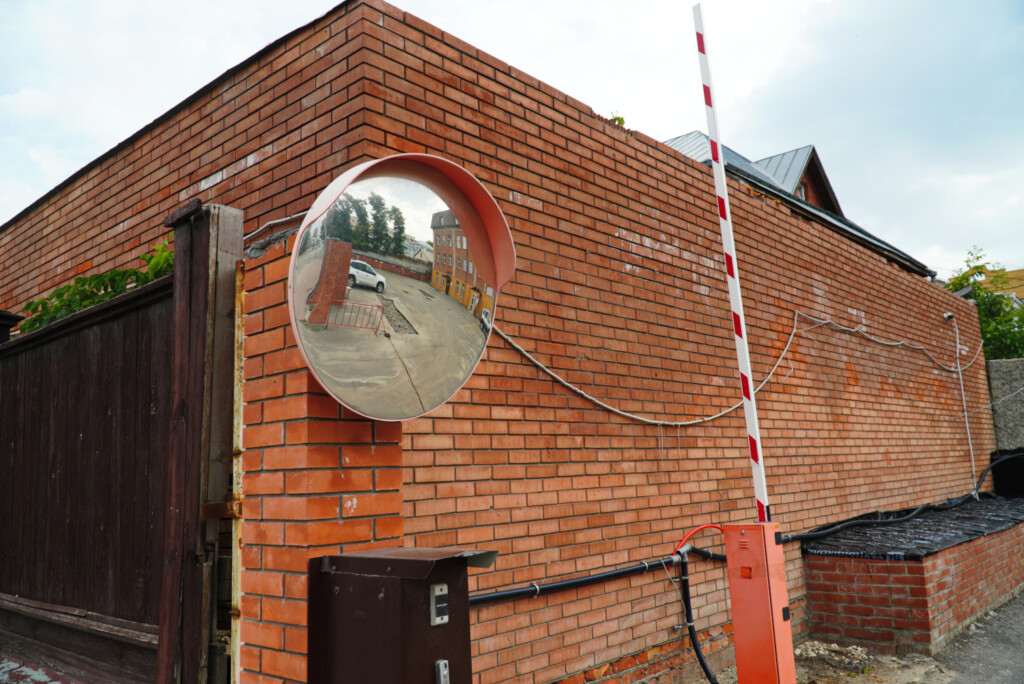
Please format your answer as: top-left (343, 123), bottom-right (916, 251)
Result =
top-left (935, 588), bottom-right (1024, 684)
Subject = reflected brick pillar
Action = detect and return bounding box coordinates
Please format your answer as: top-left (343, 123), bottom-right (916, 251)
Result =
top-left (306, 239), bottom-right (352, 326)
top-left (241, 231), bottom-right (402, 683)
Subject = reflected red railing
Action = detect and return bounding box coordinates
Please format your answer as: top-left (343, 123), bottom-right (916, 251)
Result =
top-left (328, 300), bottom-right (384, 333)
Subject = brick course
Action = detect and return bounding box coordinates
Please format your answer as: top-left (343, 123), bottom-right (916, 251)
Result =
top-left (0, 1), bottom-right (996, 682)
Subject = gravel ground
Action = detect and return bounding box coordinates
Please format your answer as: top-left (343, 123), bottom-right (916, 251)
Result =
top-left (709, 590), bottom-right (1024, 684)
top-left (378, 295), bottom-right (416, 334)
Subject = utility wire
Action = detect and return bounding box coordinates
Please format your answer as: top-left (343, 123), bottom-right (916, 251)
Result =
top-left (967, 382), bottom-right (1024, 415)
top-left (493, 310), bottom-right (986, 428)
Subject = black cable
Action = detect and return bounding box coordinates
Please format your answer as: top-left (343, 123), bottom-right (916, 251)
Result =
top-left (467, 542), bottom-right (729, 682)
top-left (678, 554), bottom-right (719, 684)
top-left (782, 451), bottom-right (1024, 544)
top-left (469, 544), bottom-right (728, 607)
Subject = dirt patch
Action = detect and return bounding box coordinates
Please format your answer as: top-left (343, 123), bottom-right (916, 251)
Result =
top-left (378, 296), bottom-right (416, 334)
top-left (712, 642), bottom-right (953, 684)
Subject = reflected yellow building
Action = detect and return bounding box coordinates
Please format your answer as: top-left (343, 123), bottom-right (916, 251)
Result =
top-left (430, 210), bottom-right (495, 322)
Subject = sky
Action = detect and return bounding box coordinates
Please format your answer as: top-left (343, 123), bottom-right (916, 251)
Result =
top-left (2, 0), bottom-right (1023, 277)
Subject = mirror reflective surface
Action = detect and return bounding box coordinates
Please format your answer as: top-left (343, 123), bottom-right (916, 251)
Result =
top-left (290, 168), bottom-right (505, 421)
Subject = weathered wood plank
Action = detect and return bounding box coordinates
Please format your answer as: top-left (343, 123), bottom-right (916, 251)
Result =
top-left (0, 202), bottom-right (238, 683)
top-left (0, 606), bottom-right (157, 684)
top-left (157, 198), bottom-right (209, 684)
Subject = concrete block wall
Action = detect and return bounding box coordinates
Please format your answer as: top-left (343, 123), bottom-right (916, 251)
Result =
top-left (987, 358), bottom-right (1024, 451)
top-left (806, 521), bottom-right (1024, 654)
top-left (0, 0), bottom-right (997, 682)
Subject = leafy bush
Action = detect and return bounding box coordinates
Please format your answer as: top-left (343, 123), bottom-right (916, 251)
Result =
top-left (20, 241), bottom-right (174, 333)
top-left (945, 247), bottom-right (1024, 360)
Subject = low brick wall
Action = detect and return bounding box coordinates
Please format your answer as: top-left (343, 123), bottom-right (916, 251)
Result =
top-left (806, 521), bottom-right (1024, 654)
top-left (353, 251), bottom-right (431, 284)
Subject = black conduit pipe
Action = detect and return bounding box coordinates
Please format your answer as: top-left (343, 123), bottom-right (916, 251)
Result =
top-left (781, 451), bottom-right (1024, 544)
top-left (469, 546), bottom-right (728, 684)
top-left (469, 556), bottom-right (680, 607)
top-left (678, 553), bottom-right (719, 684)
top-left (687, 544), bottom-right (727, 562)
top-left (468, 545), bottom-right (726, 607)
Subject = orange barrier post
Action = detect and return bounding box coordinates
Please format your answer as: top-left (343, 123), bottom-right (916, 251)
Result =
top-left (723, 523), bottom-right (796, 683)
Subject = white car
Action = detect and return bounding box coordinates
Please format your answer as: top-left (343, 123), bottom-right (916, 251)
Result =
top-left (348, 259), bottom-right (386, 293)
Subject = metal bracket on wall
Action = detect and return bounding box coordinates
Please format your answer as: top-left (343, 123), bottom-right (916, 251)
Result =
top-left (200, 500), bottom-right (242, 520)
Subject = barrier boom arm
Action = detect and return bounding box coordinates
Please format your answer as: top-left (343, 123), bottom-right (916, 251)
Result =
top-left (693, 3), bottom-right (770, 522)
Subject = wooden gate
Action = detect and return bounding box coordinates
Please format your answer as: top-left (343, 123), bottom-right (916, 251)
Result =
top-left (0, 201), bottom-right (241, 683)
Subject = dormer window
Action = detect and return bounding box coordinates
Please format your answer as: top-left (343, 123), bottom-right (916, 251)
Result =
top-left (796, 183), bottom-right (807, 200)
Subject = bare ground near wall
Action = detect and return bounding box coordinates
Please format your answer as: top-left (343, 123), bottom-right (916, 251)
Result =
top-left (712, 590), bottom-right (1024, 684)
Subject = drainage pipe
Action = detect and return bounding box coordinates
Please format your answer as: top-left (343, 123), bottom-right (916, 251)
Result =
top-left (947, 313), bottom-right (977, 488)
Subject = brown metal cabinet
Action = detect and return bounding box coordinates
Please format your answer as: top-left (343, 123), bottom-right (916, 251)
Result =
top-left (308, 547), bottom-right (497, 684)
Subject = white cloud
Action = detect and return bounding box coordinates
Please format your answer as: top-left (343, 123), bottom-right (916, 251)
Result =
top-left (26, 146), bottom-right (82, 187)
top-left (2, 0), bottom-right (1023, 275)
top-left (0, 88), bottom-right (56, 119)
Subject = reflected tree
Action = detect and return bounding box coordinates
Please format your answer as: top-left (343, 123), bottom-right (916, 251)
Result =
top-left (389, 206), bottom-right (406, 257)
top-left (322, 192), bottom-right (407, 258)
top-left (368, 194), bottom-right (389, 253)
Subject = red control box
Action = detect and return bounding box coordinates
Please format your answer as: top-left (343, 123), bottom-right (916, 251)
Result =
top-left (723, 523), bottom-right (796, 684)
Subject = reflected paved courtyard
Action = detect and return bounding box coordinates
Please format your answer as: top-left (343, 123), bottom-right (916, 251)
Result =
top-left (295, 269), bottom-right (487, 420)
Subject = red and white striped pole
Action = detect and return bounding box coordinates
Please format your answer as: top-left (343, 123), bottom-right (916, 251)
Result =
top-left (693, 4), bottom-right (771, 523)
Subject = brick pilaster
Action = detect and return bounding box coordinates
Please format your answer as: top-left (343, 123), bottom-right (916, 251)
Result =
top-left (240, 232), bottom-right (403, 682)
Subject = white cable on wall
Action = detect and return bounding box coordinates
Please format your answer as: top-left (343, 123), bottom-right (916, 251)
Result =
top-left (949, 316), bottom-right (977, 485)
top-left (492, 310), bottom-right (987, 428)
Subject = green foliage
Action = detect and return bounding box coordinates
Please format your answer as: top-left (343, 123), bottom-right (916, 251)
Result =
top-left (20, 241), bottom-right (174, 333)
top-left (321, 192), bottom-right (408, 258)
top-left (610, 111), bottom-right (625, 126)
top-left (945, 247), bottom-right (1024, 359)
top-left (368, 193), bottom-right (390, 253)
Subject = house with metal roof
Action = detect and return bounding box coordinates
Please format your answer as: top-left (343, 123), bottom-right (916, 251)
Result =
top-left (665, 131), bottom-right (934, 279)
top-left (755, 144), bottom-right (842, 215)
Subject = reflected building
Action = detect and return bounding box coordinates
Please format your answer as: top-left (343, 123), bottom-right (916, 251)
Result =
top-left (430, 210), bottom-right (495, 324)
top-left (403, 236), bottom-right (434, 264)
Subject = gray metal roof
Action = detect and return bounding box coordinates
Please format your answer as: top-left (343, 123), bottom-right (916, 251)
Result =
top-left (403, 237), bottom-right (433, 259)
top-left (664, 131), bottom-right (784, 190)
top-left (755, 145), bottom-right (843, 216)
top-left (663, 131), bottom-right (933, 278)
top-left (754, 145), bottom-right (812, 194)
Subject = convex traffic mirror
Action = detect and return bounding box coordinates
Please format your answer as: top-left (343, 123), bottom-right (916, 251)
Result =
top-left (288, 154), bottom-right (516, 421)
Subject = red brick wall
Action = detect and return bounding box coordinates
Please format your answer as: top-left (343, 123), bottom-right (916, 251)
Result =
top-left (806, 555), bottom-right (931, 653)
top-left (806, 522), bottom-right (1024, 655)
top-left (354, 252), bottom-right (431, 283)
top-left (0, 0), bottom-right (997, 682)
top-left (242, 232), bottom-right (403, 682)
